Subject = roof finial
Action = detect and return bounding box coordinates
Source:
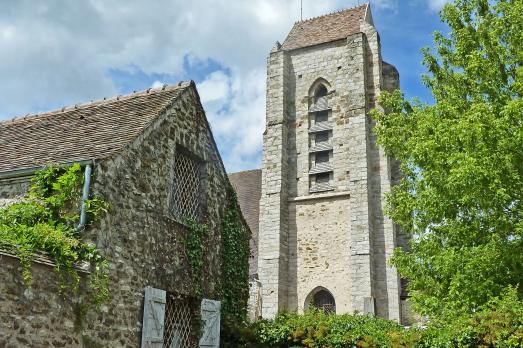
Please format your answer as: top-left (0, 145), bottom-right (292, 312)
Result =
top-left (301, 0), bottom-right (303, 21)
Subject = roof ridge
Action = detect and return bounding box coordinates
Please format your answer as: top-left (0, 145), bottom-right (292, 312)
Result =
top-left (294, 3), bottom-right (368, 24)
top-left (1, 81), bottom-right (192, 126)
top-left (229, 168), bottom-right (262, 175)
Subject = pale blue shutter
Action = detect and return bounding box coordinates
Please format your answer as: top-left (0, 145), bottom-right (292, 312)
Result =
top-left (141, 286), bottom-right (166, 348)
top-left (199, 299), bottom-right (221, 347)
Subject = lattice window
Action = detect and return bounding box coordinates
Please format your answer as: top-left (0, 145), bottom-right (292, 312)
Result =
top-left (170, 148), bottom-right (203, 223)
top-left (164, 294), bottom-right (193, 348)
top-left (313, 290), bottom-right (336, 314)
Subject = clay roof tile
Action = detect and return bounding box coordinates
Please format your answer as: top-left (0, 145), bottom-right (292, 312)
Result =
top-left (281, 4), bottom-right (368, 50)
top-left (0, 82), bottom-right (191, 172)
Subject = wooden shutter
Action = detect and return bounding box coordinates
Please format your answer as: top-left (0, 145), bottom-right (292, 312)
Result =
top-left (141, 286), bottom-right (166, 348)
top-left (199, 299), bottom-right (221, 348)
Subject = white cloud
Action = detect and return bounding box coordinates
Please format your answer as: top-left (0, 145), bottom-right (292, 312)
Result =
top-left (0, 0), bottom-right (371, 170)
top-left (151, 80), bottom-right (164, 88)
top-left (197, 71), bottom-right (230, 103)
top-left (371, 0), bottom-right (398, 11)
top-left (198, 69), bottom-right (266, 172)
top-left (427, 0), bottom-right (449, 11)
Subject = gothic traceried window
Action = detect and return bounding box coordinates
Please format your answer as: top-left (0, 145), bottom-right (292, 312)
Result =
top-left (170, 147), bottom-right (204, 223)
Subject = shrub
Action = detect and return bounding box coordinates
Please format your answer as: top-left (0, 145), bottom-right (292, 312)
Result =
top-left (233, 310), bottom-right (407, 348)
top-left (227, 290), bottom-right (523, 348)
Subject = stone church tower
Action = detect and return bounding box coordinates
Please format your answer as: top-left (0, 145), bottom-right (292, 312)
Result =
top-left (257, 4), bottom-right (404, 321)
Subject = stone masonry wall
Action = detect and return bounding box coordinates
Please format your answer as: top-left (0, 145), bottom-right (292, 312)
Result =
top-left (0, 85), bottom-right (237, 347)
top-left (258, 47), bottom-right (292, 318)
top-left (288, 197), bottom-right (351, 313)
top-left (361, 21), bottom-right (402, 321)
top-left (259, 21), bottom-right (403, 321)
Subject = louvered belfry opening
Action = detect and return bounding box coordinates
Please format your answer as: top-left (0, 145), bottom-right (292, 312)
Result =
top-left (170, 147), bottom-right (204, 223)
top-left (309, 82), bottom-right (334, 193)
top-left (163, 293), bottom-right (193, 348)
top-left (313, 290), bottom-right (336, 314)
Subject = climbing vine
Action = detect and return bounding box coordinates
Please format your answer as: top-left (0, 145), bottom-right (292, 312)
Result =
top-left (184, 218), bottom-right (208, 298)
top-left (219, 185), bottom-right (251, 333)
top-left (0, 163), bottom-right (109, 306)
top-left (183, 185), bottom-right (250, 344)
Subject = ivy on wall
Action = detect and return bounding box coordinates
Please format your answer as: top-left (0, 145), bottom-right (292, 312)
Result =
top-left (184, 218), bottom-right (208, 298)
top-left (0, 163), bottom-right (109, 306)
top-left (219, 185), bottom-right (251, 334)
top-left (183, 184), bottom-right (250, 343)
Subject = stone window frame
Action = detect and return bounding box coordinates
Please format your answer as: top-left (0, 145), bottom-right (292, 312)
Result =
top-left (167, 145), bottom-right (208, 225)
top-left (308, 78), bottom-right (332, 100)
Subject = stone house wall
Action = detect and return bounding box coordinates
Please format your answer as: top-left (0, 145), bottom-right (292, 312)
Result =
top-left (0, 86), bottom-right (241, 347)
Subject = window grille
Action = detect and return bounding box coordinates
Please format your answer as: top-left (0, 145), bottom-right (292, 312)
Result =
top-left (315, 151), bottom-right (330, 164)
top-left (170, 149), bottom-right (203, 223)
top-left (313, 290), bottom-right (336, 314)
top-left (164, 294), bottom-right (193, 348)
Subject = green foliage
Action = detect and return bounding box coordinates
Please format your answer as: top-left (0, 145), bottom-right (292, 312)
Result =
top-left (371, 0), bottom-right (523, 318)
top-left (183, 186), bottom-right (250, 346)
top-left (229, 310), bottom-right (408, 348)
top-left (0, 163), bottom-right (109, 306)
top-left (184, 218), bottom-right (208, 298)
top-left (415, 287), bottom-right (523, 347)
top-left (220, 185), bottom-right (251, 346)
top-left (227, 293), bottom-right (523, 347)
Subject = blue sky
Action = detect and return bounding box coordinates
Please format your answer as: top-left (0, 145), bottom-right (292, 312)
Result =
top-left (0, 0), bottom-right (449, 172)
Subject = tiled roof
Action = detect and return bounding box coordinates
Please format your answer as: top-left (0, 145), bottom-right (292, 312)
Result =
top-left (228, 169), bottom-right (262, 276)
top-left (0, 82), bottom-right (191, 173)
top-left (281, 4), bottom-right (368, 51)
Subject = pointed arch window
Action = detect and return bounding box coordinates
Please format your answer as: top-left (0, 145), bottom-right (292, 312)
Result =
top-left (313, 290), bottom-right (336, 314)
top-left (308, 78), bottom-right (334, 193)
top-left (305, 287), bottom-right (336, 314)
top-left (314, 84), bottom-right (328, 98)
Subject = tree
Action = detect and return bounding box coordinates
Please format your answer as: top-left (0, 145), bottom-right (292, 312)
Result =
top-left (371, 0), bottom-right (523, 318)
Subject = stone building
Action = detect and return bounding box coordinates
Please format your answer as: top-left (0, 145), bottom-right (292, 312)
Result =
top-left (0, 81), bottom-right (247, 347)
top-left (231, 4), bottom-right (408, 323)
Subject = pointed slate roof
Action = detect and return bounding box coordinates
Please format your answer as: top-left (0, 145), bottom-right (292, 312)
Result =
top-left (0, 82), bottom-right (191, 173)
top-left (281, 4), bottom-right (369, 51)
